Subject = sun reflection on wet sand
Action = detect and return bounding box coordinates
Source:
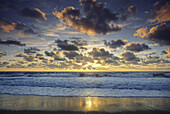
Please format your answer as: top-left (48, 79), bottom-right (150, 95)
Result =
top-left (0, 95), bottom-right (170, 113)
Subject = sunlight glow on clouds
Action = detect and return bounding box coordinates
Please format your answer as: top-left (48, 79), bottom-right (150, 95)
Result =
top-left (0, 0), bottom-right (170, 71)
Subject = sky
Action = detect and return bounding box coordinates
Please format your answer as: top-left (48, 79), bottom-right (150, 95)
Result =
top-left (0, 0), bottom-right (170, 71)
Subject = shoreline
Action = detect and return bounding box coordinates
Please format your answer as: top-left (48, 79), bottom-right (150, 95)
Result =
top-left (0, 94), bottom-right (170, 113)
top-left (0, 71), bottom-right (170, 73)
top-left (0, 110), bottom-right (170, 114)
top-left (1, 94), bottom-right (170, 98)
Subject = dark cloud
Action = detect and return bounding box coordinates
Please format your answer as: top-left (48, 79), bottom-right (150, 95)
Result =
top-left (0, 18), bottom-right (38, 35)
top-left (23, 28), bottom-right (38, 34)
top-left (55, 39), bottom-right (78, 51)
top-left (71, 40), bottom-right (87, 46)
top-left (0, 18), bottom-right (26, 32)
top-left (162, 50), bottom-right (167, 54)
top-left (24, 47), bottom-right (40, 54)
top-left (125, 42), bottom-right (151, 52)
top-left (53, 0), bottom-right (123, 35)
top-left (89, 47), bottom-right (113, 58)
top-left (19, 8), bottom-right (47, 21)
top-left (147, 23), bottom-right (170, 46)
top-left (16, 53), bottom-right (35, 62)
top-left (80, 47), bottom-right (87, 50)
top-left (0, 51), bottom-right (7, 57)
top-left (134, 23), bottom-right (170, 46)
top-left (7, 62), bottom-right (25, 68)
top-left (120, 51), bottom-right (139, 61)
top-left (0, 62), bottom-right (9, 67)
top-left (35, 53), bottom-right (45, 60)
top-left (103, 58), bottom-right (120, 65)
top-left (63, 51), bottom-right (79, 59)
top-left (88, 47), bottom-right (119, 64)
top-left (88, 47), bottom-right (120, 65)
top-left (70, 37), bottom-right (82, 40)
top-left (45, 51), bottom-right (64, 61)
top-left (45, 51), bottom-right (55, 56)
top-left (0, 39), bottom-right (26, 46)
top-left (128, 5), bottom-right (137, 18)
top-left (116, 5), bottom-right (137, 21)
top-left (16, 53), bottom-right (26, 57)
top-left (22, 55), bottom-right (35, 62)
top-left (142, 55), bottom-right (161, 64)
top-left (104, 39), bottom-right (127, 49)
top-left (75, 55), bottom-right (93, 63)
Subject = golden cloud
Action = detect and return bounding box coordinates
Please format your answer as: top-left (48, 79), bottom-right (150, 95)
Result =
top-left (155, 2), bottom-right (170, 22)
top-left (164, 48), bottom-right (170, 58)
top-left (133, 27), bottom-right (147, 38)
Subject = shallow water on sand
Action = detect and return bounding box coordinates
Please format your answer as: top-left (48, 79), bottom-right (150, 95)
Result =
top-left (0, 95), bottom-right (170, 112)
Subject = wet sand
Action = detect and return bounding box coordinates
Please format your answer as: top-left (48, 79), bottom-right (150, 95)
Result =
top-left (0, 110), bottom-right (170, 114)
top-left (0, 95), bottom-right (170, 114)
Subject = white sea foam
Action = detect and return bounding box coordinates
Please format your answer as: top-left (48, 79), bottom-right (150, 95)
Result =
top-left (0, 72), bottom-right (170, 97)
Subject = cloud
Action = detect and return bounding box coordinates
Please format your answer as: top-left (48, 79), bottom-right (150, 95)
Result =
top-left (125, 42), bottom-right (151, 52)
top-left (7, 62), bottom-right (25, 68)
top-left (103, 58), bottom-right (120, 65)
top-left (152, 0), bottom-right (170, 23)
top-left (88, 47), bottom-right (120, 66)
top-left (45, 51), bottom-right (55, 56)
top-left (16, 53), bottom-right (26, 57)
top-left (75, 55), bottom-right (93, 64)
top-left (133, 27), bottom-right (147, 38)
top-left (147, 23), bottom-right (170, 45)
top-left (19, 8), bottom-right (47, 21)
top-left (0, 18), bottom-right (38, 36)
top-left (35, 53), bottom-right (45, 60)
top-left (134, 23), bottom-right (170, 46)
top-left (71, 39), bottom-right (87, 46)
top-left (23, 28), bottom-right (38, 35)
top-left (16, 53), bottom-right (35, 62)
top-left (0, 51), bottom-right (7, 57)
top-left (89, 47), bottom-right (113, 58)
top-left (63, 51), bottom-right (79, 59)
top-left (162, 50), bottom-right (167, 54)
top-left (104, 39), bottom-right (127, 49)
top-left (142, 55), bottom-right (161, 64)
top-left (45, 51), bottom-right (64, 60)
top-left (24, 47), bottom-right (40, 54)
top-left (0, 39), bottom-right (26, 46)
top-left (80, 47), bottom-right (87, 50)
top-left (0, 62), bottom-right (9, 67)
top-left (0, 18), bottom-right (26, 32)
top-left (120, 50), bottom-right (139, 61)
top-left (128, 5), bottom-right (137, 17)
top-left (55, 39), bottom-right (78, 51)
top-left (70, 37), bottom-right (82, 40)
top-left (53, 0), bottom-right (122, 35)
top-left (163, 48), bottom-right (170, 58)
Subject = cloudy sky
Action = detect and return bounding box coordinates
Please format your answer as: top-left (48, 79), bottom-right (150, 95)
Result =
top-left (0, 0), bottom-right (170, 71)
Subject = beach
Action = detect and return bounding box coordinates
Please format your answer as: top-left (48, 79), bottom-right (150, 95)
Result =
top-left (0, 94), bottom-right (170, 114)
top-left (0, 72), bottom-right (170, 114)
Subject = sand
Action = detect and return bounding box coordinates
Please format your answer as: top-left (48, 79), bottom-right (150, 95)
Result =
top-left (0, 94), bottom-right (170, 114)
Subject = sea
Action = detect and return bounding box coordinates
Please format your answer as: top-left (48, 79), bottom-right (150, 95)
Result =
top-left (0, 72), bottom-right (170, 97)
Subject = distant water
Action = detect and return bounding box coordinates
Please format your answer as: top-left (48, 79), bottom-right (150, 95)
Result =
top-left (0, 72), bottom-right (170, 97)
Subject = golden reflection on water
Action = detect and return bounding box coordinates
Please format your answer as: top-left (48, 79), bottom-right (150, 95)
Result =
top-left (86, 97), bottom-right (92, 110)
top-left (0, 95), bottom-right (170, 112)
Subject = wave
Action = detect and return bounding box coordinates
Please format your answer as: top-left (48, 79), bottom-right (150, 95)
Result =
top-left (0, 72), bottom-right (170, 78)
top-left (0, 77), bottom-right (170, 91)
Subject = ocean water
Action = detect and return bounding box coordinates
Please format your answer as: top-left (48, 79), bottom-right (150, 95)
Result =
top-left (0, 72), bottom-right (170, 97)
